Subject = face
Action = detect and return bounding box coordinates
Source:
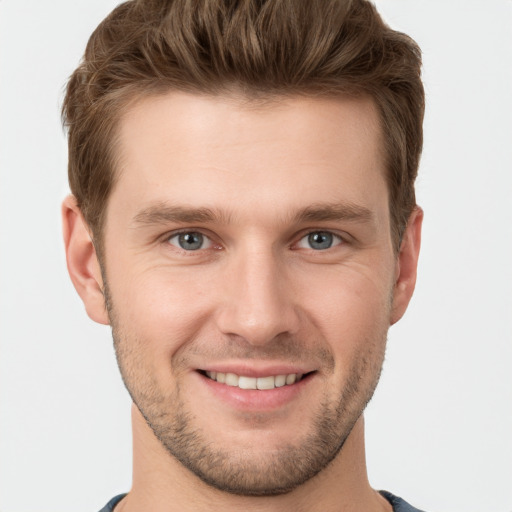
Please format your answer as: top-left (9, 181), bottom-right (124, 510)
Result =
top-left (96, 92), bottom-right (405, 495)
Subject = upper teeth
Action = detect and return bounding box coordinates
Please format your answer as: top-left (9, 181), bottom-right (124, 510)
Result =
top-left (205, 371), bottom-right (303, 390)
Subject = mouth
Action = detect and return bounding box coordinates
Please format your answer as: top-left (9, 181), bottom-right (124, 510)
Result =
top-left (195, 367), bottom-right (317, 411)
top-left (199, 370), bottom-right (313, 390)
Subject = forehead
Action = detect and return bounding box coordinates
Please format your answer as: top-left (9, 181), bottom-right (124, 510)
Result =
top-left (109, 91), bottom-right (388, 228)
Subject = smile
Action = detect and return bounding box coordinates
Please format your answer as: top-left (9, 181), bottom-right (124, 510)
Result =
top-left (204, 371), bottom-right (304, 390)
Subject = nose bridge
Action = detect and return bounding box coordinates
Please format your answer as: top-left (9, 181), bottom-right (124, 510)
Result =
top-left (216, 242), bottom-right (299, 345)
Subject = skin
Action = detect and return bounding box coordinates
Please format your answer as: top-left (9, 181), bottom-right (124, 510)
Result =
top-left (63, 92), bottom-right (422, 512)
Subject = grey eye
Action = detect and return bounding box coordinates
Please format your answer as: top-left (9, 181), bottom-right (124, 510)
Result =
top-left (297, 231), bottom-right (342, 250)
top-left (168, 232), bottom-right (211, 251)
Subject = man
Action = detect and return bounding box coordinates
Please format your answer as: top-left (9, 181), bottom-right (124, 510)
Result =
top-left (62, 0), bottom-right (425, 510)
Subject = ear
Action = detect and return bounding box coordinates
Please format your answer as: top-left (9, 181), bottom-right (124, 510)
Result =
top-left (62, 195), bottom-right (110, 325)
top-left (390, 207), bottom-right (423, 325)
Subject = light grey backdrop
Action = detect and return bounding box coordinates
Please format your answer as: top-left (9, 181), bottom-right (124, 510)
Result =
top-left (1, 1), bottom-right (511, 511)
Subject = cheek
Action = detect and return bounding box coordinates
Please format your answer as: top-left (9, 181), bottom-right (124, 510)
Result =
top-left (108, 264), bottom-right (215, 357)
top-left (300, 263), bottom-right (393, 356)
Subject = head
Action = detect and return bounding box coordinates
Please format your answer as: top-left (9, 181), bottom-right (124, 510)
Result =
top-left (62, 0), bottom-right (424, 499)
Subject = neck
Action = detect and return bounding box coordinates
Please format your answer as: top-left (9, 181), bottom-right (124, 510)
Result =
top-left (117, 405), bottom-right (391, 512)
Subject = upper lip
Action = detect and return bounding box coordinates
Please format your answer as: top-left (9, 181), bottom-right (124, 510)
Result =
top-left (198, 362), bottom-right (315, 377)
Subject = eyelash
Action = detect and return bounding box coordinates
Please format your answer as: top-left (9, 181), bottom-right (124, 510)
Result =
top-left (163, 229), bottom-right (347, 253)
top-left (294, 231), bottom-right (345, 251)
top-left (165, 230), bottom-right (219, 253)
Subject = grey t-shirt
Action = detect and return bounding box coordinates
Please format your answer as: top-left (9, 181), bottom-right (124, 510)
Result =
top-left (99, 491), bottom-right (427, 511)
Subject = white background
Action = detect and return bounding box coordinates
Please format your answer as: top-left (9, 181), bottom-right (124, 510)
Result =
top-left (1, 1), bottom-right (511, 511)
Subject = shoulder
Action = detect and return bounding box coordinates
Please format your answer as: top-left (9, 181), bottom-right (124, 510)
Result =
top-left (97, 494), bottom-right (127, 512)
top-left (380, 490), bottom-right (428, 512)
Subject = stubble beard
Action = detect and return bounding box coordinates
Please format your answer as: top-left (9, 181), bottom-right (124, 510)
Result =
top-left (147, 366), bottom-right (382, 496)
top-left (104, 282), bottom-right (388, 496)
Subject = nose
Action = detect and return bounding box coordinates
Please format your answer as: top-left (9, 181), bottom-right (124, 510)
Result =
top-left (215, 246), bottom-right (301, 346)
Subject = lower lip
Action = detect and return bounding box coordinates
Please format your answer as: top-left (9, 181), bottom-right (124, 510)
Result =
top-left (197, 372), bottom-right (314, 411)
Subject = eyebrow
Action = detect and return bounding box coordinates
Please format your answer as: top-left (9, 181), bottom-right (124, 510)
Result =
top-left (293, 203), bottom-right (374, 224)
top-left (132, 203), bottom-right (230, 226)
top-left (131, 201), bottom-right (374, 227)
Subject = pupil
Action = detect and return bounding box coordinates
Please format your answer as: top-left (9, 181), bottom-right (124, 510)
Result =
top-left (179, 232), bottom-right (203, 250)
top-left (308, 232), bottom-right (333, 250)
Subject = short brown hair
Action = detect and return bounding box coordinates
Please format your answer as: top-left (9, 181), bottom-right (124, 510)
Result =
top-left (63, 0), bottom-right (424, 250)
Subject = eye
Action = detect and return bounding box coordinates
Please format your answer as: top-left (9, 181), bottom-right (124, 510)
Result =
top-left (296, 231), bottom-right (343, 250)
top-left (167, 231), bottom-right (213, 251)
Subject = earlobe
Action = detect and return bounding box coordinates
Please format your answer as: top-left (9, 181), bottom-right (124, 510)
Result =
top-left (390, 207), bottom-right (423, 325)
top-left (62, 195), bottom-right (110, 325)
